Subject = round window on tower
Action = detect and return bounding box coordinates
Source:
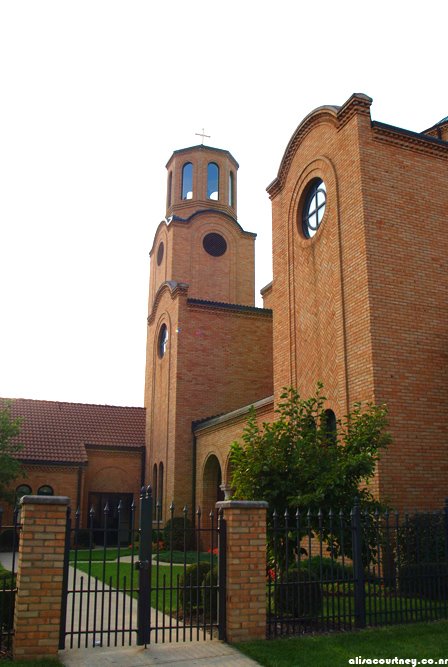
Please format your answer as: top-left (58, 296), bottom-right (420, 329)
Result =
top-left (158, 324), bottom-right (169, 358)
top-left (301, 178), bottom-right (326, 239)
top-left (157, 242), bottom-right (164, 266)
top-left (203, 232), bottom-right (227, 257)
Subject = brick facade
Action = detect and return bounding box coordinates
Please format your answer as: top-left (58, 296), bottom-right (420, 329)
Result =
top-left (145, 95), bottom-right (448, 519)
top-left (13, 496), bottom-right (69, 660)
top-left (267, 94), bottom-right (448, 511)
top-left (216, 500), bottom-right (268, 642)
top-left (145, 145), bottom-right (273, 515)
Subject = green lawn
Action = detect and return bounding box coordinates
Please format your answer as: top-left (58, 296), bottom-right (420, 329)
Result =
top-left (70, 547), bottom-right (213, 564)
top-left (69, 547), bottom-right (135, 562)
top-left (75, 561), bottom-right (187, 614)
top-left (0, 661), bottom-right (62, 667)
top-left (237, 620), bottom-right (448, 667)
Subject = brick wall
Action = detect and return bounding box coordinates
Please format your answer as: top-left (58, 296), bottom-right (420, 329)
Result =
top-left (13, 496), bottom-right (69, 660)
top-left (268, 93), bottom-right (448, 511)
top-left (216, 500), bottom-right (267, 642)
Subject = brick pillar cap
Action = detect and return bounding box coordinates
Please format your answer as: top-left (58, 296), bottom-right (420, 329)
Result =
top-left (19, 495), bottom-right (70, 506)
top-left (216, 500), bottom-right (268, 510)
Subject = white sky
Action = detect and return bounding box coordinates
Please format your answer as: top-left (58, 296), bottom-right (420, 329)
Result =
top-left (0, 1), bottom-right (446, 407)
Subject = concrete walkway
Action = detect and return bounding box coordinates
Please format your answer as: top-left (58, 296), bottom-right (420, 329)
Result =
top-left (0, 553), bottom-right (261, 666)
top-left (59, 641), bottom-right (261, 666)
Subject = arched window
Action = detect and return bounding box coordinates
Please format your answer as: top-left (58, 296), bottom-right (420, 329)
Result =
top-left (152, 464), bottom-right (158, 520)
top-left (158, 324), bottom-right (169, 358)
top-left (181, 162), bottom-right (193, 200)
top-left (207, 162), bottom-right (219, 200)
top-left (323, 409), bottom-right (337, 445)
top-left (37, 485), bottom-right (54, 496)
top-left (229, 171), bottom-right (234, 207)
top-left (158, 462), bottom-right (164, 520)
top-left (167, 171), bottom-right (172, 208)
top-left (16, 484), bottom-right (32, 501)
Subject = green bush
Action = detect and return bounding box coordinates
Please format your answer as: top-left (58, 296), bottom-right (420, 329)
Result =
top-left (0, 573), bottom-right (15, 631)
top-left (274, 568), bottom-right (323, 619)
top-left (163, 517), bottom-right (194, 551)
top-left (203, 565), bottom-right (218, 621)
top-left (398, 512), bottom-right (446, 566)
top-left (0, 529), bottom-right (19, 552)
top-left (306, 556), bottom-right (354, 581)
top-left (178, 562), bottom-right (211, 614)
top-left (399, 562), bottom-right (448, 600)
top-left (73, 529), bottom-right (94, 549)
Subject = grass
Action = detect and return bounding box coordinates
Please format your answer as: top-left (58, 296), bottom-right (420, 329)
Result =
top-left (69, 547), bottom-right (134, 562)
top-left (237, 619), bottom-right (448, 667)
top-left (0, 661), bottom-right (62, 667)
top-left (70, 547), bottom-right (213, 564)
top-left (75, 561), bottom-right (186, 614)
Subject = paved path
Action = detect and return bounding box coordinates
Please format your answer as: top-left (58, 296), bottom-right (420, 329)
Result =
top-left (59, 641), bottom-right (260, 666)
top-left (0, 553), bottom-right (261, 666)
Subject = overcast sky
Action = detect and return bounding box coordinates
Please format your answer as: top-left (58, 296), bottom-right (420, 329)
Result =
top-left (1, 1), bottom-right (446, 407)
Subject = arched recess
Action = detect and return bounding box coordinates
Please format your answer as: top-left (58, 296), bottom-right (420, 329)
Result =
top-left (152, 464), bottom-right (158, 519)
top-left (202, 454), bottom-right (224, 515)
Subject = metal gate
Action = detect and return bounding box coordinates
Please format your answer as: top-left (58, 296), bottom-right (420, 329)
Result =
top-left (59, 486), bottom-right (226, 649)
top-left (0, 509), bottom-right (20, 657)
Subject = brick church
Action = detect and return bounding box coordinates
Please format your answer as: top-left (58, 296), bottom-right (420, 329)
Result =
top-left (5, 93), bottom-right (448, 528)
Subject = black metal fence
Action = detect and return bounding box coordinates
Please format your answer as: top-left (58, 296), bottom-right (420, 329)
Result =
top-left (60, 486), bottom-right (225, 649)
top-left (0, 508), bottom-right (20, 657)
top-left (268, 500), bottom-right (448, 638)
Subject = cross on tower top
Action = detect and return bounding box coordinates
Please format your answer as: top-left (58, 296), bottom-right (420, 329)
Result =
top-left (195, 128), bottom-right (211, 144)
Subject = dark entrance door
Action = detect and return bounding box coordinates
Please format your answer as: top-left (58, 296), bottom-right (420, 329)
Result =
top-left (88, 492), bottom-right (133, 546)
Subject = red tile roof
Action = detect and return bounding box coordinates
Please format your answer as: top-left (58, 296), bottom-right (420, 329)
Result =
top-left (2, 399), bottom-right (146, 464)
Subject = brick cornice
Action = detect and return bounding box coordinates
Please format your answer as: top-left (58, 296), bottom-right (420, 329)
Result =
top-left (372, 121), bottom-right (448, 160)
top-left (147, 280), bottom-right (189, 325)
top-left (267, 93), bottom-right (372, 199)
top-left (20, 462), bottom-right (84, 471)
top-left (187, 297), bottom-right (272, 318)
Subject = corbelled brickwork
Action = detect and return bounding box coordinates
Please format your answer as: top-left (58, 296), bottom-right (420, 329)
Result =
top-left (216, 500), bottom-right (267, 642)
top-left (13, 496), bottom-right (69, 660)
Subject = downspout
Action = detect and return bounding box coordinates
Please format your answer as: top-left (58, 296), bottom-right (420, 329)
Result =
top-left (192, 425), bottom-right (197, 530)
top-left (140, 447), bottom-right (146, 488)
top-left (76, 465), bottom-right (83, 516)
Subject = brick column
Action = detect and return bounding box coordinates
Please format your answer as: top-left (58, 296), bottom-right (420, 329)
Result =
top-left (14, 495), bottom-right (69, 660)
top-left (216, 500), bottom-right (267, 642)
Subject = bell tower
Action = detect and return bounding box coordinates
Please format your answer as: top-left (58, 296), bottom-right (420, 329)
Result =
top-left (147, 144), bottom-right (255, 311)
top-left (144, 143), bottom-right (272, 518)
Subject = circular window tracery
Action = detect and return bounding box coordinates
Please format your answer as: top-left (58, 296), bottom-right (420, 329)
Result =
top-left (302, 178), bottom-right (326, 238)
top-left (203, 232), bottom-right (227, 257)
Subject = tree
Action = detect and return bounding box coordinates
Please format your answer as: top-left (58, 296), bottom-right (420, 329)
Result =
top-left (0, 401), bottom-right (24, 503)
top-left (229, 385), bottom-right (391, 557)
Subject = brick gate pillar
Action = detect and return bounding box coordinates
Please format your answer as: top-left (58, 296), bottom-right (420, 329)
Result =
top-left (216, 500), bottom-right (267, 642)
top-left (14, 495), bottom-right (69, 660)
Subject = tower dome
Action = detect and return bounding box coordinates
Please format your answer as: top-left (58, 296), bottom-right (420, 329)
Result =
top-left (165, 144), bottom-right (238, 221)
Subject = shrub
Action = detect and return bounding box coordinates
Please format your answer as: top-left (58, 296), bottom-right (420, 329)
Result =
top-left (163, 517), bottom-right (194, 551)
top-left (203, 565), bottom-right (218, 621)
top-left (74, 528), bottom-right (94, 549)
top-left (398, 511), bottom-right (446, 566)
top-left (399, 562), bottom-right (448, 600)
top-left (0, 576), bottom-right (15, 630)
top-left (178, 562), bottom-right (211, 614)
top-left (274, 568), bottom-right (323, 619)
top-left (0, 529), bottom-right (19, 552)
top-left (306, 556), bottom-right (354, 581)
